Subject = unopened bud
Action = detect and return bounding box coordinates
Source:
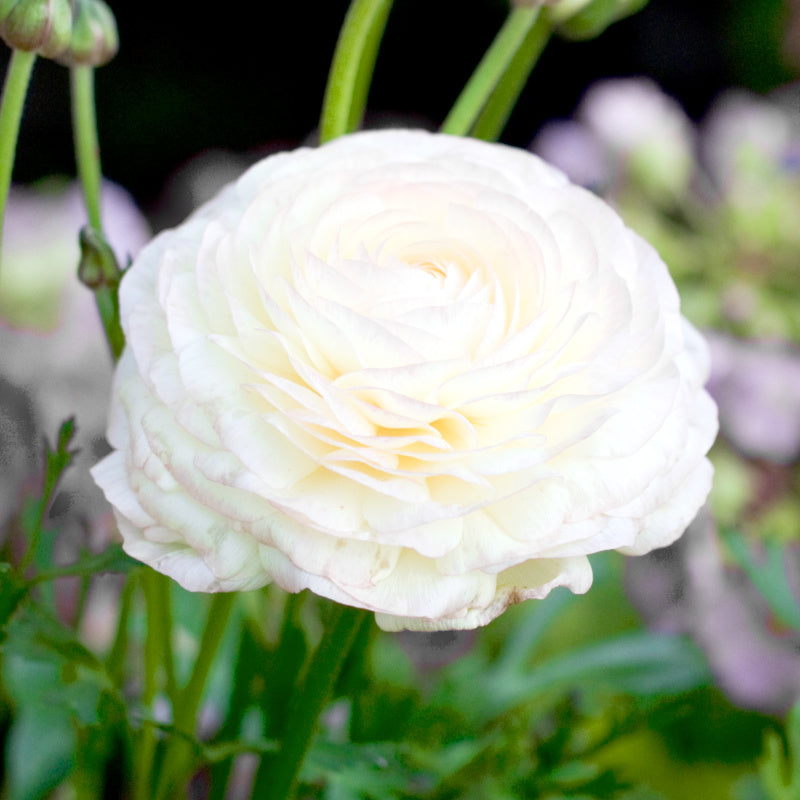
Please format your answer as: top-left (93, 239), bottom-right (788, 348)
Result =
top-left (0, 0), bottom-right (72, 58)
top-left (548, 0), bottom-right (649, 40)
top-left (57, 0), bottom-right (117, 67)
top-left (77, 224), bottom-right (121, 289)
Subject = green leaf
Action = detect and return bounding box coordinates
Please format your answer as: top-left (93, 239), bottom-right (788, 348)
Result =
top-left (474, 631), bottom-right (711, 721)
top-left (721, 528), bottom-right (800, 631)
top-left (2, 601), bottom-right (103, 671)
top-left (760, 703), bottom-right (800, 799)
top-left (2, 600), bottom-right (125, 726)
top-left (509, 631), bottom-right (709, 703)
top-left (18, 417), bottom-right (79, 575)
top-left (303, 739), bottom-right (413, 800)
top-left (5, 706), bottom-right (77, 800)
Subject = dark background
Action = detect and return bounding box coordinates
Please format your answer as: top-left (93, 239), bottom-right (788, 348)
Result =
top-left (3, 0), bottom-right (797, 215)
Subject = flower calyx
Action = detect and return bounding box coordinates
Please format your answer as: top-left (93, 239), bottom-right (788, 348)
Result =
top-left (0, 0), bottom-right (73, 58)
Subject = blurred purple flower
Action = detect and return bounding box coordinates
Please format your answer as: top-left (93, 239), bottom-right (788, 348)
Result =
top-left (701, 88), bottom-right (800, 189)
top-left (532, 77), bottom-right (695, 200)
top-left (531, 119), bottom-right (608, 189)
top-left (706, 331), bottom-right (800, 465)
top-left (628, 511), bottom-right (800, 714)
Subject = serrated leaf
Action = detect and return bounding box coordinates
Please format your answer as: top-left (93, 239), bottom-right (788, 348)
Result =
top-left (1, 602), bottom-right (103, 670)
top-left (43, 417), bottom-right (79, 497)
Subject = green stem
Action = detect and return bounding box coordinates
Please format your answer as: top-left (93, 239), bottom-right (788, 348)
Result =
top-left (133, 570), bottom-right (162, 800)
top-left (152, 592), bottom-right (236, 800)
top-left (174, 592), bottom-right (235, 733)
top-left (0, 48), bottom-right (36, 269)
top-left (70, 65), bottom-right (103, 230)
top-left (319, 0), bottom-right (393, 143)
top-left (440, 5), bottom-right (541, 137)
top-left (142, 569), bottom-right (177, 706)
top-left (469, 13), bottom-right (551, 141)
top-left (263, 604), bottom-right (371, 800)
top-left (70, 65), bottom-right (127, 361)
top-left (106, 573), bottom-right (135, 688)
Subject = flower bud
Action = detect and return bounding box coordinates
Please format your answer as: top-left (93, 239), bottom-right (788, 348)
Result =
top-left (77, 224), bottom-right (121, 290)
top-left (57, 0), bottom-right (117, 67)
top-left (548, 0), bottom-right (649, 40)
top-left (0, 0), bottom-right (72, 58)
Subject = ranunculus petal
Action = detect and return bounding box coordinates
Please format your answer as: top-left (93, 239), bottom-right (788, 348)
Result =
top-left (92, 129), bottom-right (717, 631)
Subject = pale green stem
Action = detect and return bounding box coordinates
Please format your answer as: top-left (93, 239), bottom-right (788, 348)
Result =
top-left (133, 571), bottom-right (162, 800)
top-left (152, 592), bottom-right (236, 800)
top-left (70, 65), bottom-right (103, 230)
top-left (143, 569), bottom-right (177, 705)
top-left (0, 48), bottom-right (36, 269)
top-left (70, 64), bottom-right (127, 361)
top-left (470, 13), bottom-right (551, 141)
top-left (106, 573), bottom-right (135, 688)
top-left (319, 0), bottom-right (393, 143)
top-left (173, 592), bottom-right (235, 733)
top-left (261, 605), bottom-right (371, 800)
top-left (440, 5), bottom-right (540, 137)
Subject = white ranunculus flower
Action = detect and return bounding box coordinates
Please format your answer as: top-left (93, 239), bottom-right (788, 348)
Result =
top-left (91, 129), bottom-right (717, 631)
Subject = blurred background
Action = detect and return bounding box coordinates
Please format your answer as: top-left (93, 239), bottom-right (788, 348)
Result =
top-left (3, 3), bottom-right (800, 797)
top-left (1, 0), bottom-right (797, 219)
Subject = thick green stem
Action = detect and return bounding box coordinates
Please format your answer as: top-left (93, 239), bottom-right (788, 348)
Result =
top-left (319, 0), bottom-right (393, 143)
top-left (0, 48), bottom-right (36, 269)
top-left (262, 604), bottom-right (371, 800)
top-left (174, 592), bottom-right (236, 734)
top-left (440, 5), bottom-right (541, 137)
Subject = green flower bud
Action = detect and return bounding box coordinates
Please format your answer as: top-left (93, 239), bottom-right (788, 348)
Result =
top-left (548, 0), bottom-right (649, 40)
top-left (0, 0), bottom-right (72, 58)
top-left (77, 224), bottom-right (121, 290)
top-left (57, 0), bottom-right (117, 67)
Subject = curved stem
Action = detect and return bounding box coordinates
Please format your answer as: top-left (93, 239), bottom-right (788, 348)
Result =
top-left (0, 48), bottom-right (36, 269)
top-left (264, 604), bottom-right (371, 800)
top-left (440, 5), bottom-right (540, 137)
top-left (470, 13), bottom-right (551, 142)
top-left (319, 0), bottom-right (393, 143)
top-left (70, 65), bottom-right (103, 230)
